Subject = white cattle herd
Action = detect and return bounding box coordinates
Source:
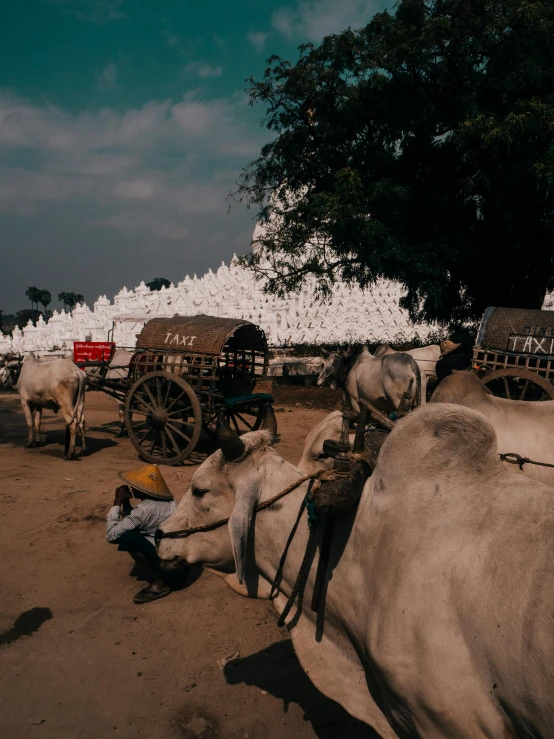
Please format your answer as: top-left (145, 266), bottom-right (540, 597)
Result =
top-left (2, 344), bottom-right (553, 737)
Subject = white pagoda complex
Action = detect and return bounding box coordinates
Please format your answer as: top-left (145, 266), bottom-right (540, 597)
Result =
top-left (1, 242), bottom-right (437, 355)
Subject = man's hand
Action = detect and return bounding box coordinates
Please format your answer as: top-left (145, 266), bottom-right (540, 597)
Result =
top-left (114, 485), bottom-right (131, 507)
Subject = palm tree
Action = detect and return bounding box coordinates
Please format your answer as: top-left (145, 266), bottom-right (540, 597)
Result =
top-left (58, 291), bottom-right (68, 311)
top-left (25, 286), bottom-right (41, 323)
top-left (38, 289), bottom-right (52, 319)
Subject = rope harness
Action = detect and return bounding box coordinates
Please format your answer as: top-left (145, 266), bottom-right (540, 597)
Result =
top-left (499, 452), bottom-right (554, 471)
top-left (155, 466), bottom-right (354, 627)
top-left (154, 471), bottom-right (326, 542)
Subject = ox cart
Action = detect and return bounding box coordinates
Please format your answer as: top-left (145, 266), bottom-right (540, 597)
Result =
top-left (473, 307), bottom-right (554, 401)
top-left (81, 315), bottom-right (275, 465)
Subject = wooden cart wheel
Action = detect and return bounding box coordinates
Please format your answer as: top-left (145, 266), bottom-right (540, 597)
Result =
top-left (480, 368), bottom-right (554, 402)
top-left (125, 371), bottom-right (202, 465)
top-left (222, 402), bottom-right (268, 435)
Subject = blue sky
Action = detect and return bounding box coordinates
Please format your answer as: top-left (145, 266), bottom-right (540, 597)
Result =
top-left (0, 0), bottom-right (390, 313)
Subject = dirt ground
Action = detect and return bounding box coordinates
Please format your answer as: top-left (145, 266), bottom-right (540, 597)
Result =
top-left (0, 389), bottom-right (378, 739)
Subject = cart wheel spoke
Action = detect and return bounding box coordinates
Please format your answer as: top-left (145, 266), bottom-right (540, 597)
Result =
top-left (166, 391), bottom-right (188, 413)
top-left (137, 427), bottom-right (153, 444)
top-left (134, 392), bottom-right (156, 414)
top-left (161, 430), bottom-right (168, 458)
top-left (519, 380), bottom-right (529, 401)
top-left (167, 405), bottom-right (192, 417)
top-left (129, 408), bottom-right (149, 417)
top-left (229, 413), bottom-right (241, 434)
top-left (155, 376), bottom-right (163, 407)
top-left (166, 422), bottom-right (191, 443)
top-left (502, 377), bottom-right (511, 399)
top-left (131, 421), bottom-right (148, 431)
top-left (163, 378), bottom-right (172, 408)
top-left (143, 383), bottom-right (158, 409)
top-left (165, 426), bottom-right (182, 455)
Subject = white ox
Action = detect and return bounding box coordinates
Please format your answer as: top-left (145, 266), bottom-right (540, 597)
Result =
top-left (157, 407), bottom-right (554, 737)
top-left (317, 346), bottom-right (421, 417)
top-left (375, 343), bottom-right (440, 403)
top-left (16, 353), bottom-right (86, 459)
top-left (431, 370), bottom-right (554, 485)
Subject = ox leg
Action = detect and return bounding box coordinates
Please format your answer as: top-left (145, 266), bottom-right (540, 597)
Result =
top-left (23, 402), bottom-right (36, 448)
top-left (78, 413), bottom-right (87, 455)
top-left (117, 403), bottom-right (127, 437)
top-left (33, 409), bottom-right (44, 446)
top-left (63, 416), bottom-right (77, 460)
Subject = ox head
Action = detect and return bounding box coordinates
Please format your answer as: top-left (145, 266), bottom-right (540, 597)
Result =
top-left (157, 405), bottom-right (279, 587)
top-left (317, 347), bottom-right (351, 389)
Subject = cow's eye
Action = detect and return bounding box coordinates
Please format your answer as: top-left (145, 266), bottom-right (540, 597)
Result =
top-left (192, 487), bottom-right (209, 498)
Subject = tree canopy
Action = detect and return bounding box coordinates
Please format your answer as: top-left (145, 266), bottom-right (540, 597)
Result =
top-left (58, 292), bottom-right (85, 311)
top-left (233, 0), bottom-right (554, 326)
top-left (146, 277), bottom-right (172, 291)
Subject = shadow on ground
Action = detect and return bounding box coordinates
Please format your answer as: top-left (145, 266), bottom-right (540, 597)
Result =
top-left (224, 640), bottom-right (379, 739)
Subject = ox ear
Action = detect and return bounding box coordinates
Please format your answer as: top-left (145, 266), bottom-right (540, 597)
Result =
top-left (228, 483), bottom-right (261, 585)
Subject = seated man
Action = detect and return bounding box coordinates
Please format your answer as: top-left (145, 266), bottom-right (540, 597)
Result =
top-left (106, 464), bottom-right (182, 605)
top-left (435, 339), bottom-right (472, 383)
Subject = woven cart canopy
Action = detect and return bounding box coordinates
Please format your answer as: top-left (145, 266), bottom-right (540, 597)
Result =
top-left (476, 307), bottom-right (554, 355)
top-left (136, 315), bottom-right (268, 355)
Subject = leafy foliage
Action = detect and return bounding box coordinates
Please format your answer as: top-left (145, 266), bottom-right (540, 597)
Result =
top-left (233, 0), bottom-right (554, 326)
top-left (58, 292), bottom-right (85, 311)
top-left (146, 277), bottom-right (172, 291)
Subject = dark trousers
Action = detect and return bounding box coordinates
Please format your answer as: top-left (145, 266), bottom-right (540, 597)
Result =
top-left (116, 530), bottom-right (186, 587)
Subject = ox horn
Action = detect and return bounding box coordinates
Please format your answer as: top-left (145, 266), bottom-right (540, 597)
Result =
top-left (321, 347), bottom-right (330, 357)
top-left (216, 414), bottom-right (246, 460)
top-left (259, 403), bottom-right (278, 440)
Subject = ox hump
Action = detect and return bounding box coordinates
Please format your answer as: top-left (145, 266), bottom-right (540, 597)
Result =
top-left (376, 403), bottom-right (499, 483)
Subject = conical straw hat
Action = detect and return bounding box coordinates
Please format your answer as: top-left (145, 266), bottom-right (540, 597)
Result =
top-left (440, 340), bottom-right (461, 357)
top-left (119, 464), bottom-right (173, 501)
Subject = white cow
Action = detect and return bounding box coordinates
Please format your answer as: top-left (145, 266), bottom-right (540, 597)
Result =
top-left (158, 406), bottom-right (554, 738)
top-left (374, 343), bottom-right (440, 402)
top-left (317, 345), bottom-right (421, 417)
top-left (16, 353), bottom-right (86, 459)
top-left (431, 370), bottom-right (554, 485)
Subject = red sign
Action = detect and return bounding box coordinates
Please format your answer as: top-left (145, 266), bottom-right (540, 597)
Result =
top-left (73, 342), bottom-right (116, 364)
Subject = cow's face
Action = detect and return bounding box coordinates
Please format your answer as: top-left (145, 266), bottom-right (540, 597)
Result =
top-left (317, 351), bottom-right (342, 389)
top-left (157, 430), bottom-right (275, 584)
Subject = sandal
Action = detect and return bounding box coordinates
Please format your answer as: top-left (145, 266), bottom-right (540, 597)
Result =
top-left (133, 586), bottom-right (171, 604)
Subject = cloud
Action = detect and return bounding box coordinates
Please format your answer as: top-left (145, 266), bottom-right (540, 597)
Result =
top-left (271, 0), bottom-right (388, 41)
top-left (44, 0), bottom-right (127, 24)
top-left (97, 62), bottom-right (118, 88)
top-left (0, 90), bottom-right (266, 234)
top-left (247, 31), bottom-right (269, 52)
top-left (183, 62), bottom-right (223, 79)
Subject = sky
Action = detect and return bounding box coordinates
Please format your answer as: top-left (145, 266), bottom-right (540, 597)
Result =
top-left (0, 0), bottom-right (390, 314)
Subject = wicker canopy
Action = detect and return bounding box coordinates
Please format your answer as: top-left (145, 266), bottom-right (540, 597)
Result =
top-left (476, 307), bottom-right (554, 354)
top-left (135, 315), bottom-right (268, 355)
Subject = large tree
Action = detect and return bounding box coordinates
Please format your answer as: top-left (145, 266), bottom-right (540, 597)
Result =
top-left (146, 277), bottom-right (171, 291)
top-left (233, 0), bottom-right (554, 326)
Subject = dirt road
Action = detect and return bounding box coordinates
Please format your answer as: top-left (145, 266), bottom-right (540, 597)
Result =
top-left (0, 390), bottom-right (377, 739)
